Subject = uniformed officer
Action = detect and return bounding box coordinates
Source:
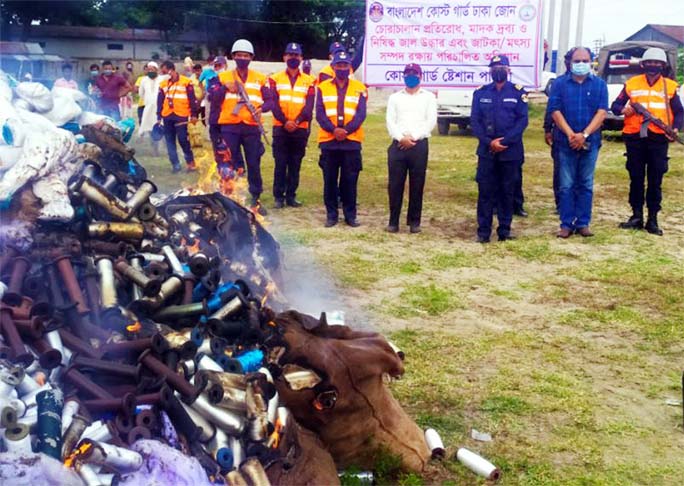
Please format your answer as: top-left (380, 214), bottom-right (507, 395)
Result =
top-left (216, 39), bottom-right (273, 215)
top-left (317, 39), bottom-right (364, 84)
top-left (315, 51), bottom-right (368, 227)
top-left (470, 55), bottom-right (529, 243)
top-left (268, 42), bottom-right (316, 208)
top-left (157, 60), bottom-right (199, 173)
top-left (611, 47), bottom-right (683, 235)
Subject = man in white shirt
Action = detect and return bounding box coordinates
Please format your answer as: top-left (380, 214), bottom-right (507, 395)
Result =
top-left (385, 63), bottom-right (437, 233)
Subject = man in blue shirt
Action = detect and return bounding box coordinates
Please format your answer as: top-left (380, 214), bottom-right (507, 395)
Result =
top-left (548, 47), bottom-right (608, 238)
top-left (471, 55), bottom-right (529, 243)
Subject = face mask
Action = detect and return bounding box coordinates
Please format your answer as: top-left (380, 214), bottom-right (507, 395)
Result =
top-left (126, 64), bottom-right (133, 71)
top-left (91, 70), bottom-right (99, 77)
top-left (103, 69), bottom-right (113, 76)
top-left (147, 72), bottom-right (158, 79)
top-left (491, 68), bottom-right (508, 83)
top-left (235, 59), bottom-right (250, 70)
top-left (404, 74), bottom-right (420, 89)
top-left (334, 69), bottom-right (350, 81)
top-left (644, 65), bottom-right (662, 76)
top-left (286, 58), bottom-right (301, 69)
top-left (571, 62), bottom-right (591, 76)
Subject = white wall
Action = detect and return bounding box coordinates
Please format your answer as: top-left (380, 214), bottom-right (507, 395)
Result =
top-left (28, 37), bottom-right (206, 61)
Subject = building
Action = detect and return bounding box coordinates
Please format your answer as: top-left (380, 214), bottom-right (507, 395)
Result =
top-left (626, 24), bottom-right (684, 48)
top-left (0, 41), bottom-right (63, 81)
top-left (6, 25), bottom-right (209, 61)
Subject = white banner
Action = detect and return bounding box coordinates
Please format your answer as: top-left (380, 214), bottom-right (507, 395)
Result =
top-left (363, 0), bottom-right (544, 88)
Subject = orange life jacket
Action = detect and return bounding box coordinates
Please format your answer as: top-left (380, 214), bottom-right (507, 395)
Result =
top-left (317, 78), bottom-right (367, 144)
top-left (217, 69), bottom-right (266, 125)
top-left (270, 70), bottom-right (315, 129)
top-left (159, 75), bottom-right (193, 117)
top-left (623, 74), bottom-right (678, 135)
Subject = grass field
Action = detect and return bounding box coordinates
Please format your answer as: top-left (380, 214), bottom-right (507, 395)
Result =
top-left (135, 100), bottom-right (684, 485)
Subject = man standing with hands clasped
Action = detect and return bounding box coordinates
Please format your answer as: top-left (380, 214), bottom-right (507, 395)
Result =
top-left (548, 47), bottom-right (608, 238)
top-left (385, 63), bottom-right (437, 233)
top-left (471, 55), bottom-right (529, 243)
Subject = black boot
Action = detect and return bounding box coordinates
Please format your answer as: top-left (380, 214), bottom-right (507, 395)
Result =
top-left (645, 211), bottom-right (663, 236)
top-left (619, 210), bottom-right (643, 229)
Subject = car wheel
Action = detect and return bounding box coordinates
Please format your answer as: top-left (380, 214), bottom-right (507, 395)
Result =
top-left (438, 120), bottom-right (450, 135)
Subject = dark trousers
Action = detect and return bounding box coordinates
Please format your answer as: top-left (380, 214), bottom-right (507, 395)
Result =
top-left (625, 137), bottom-right (669, 213)
top-left (514, 158), bottom-right (525, 211)
top-left (387, 139), bottom-right (428, 227)
top-left (198, 106), bottom-right (206, 126)
top-left (220, 127), bottom-right (264, 198)
top-left (137, 106), bottom-right (144, 124)
top-left (476, 156), bottom-right (519, 238)
top-left (319, 149), bottom-right (362, 222)
top-left (162, 114), bottom-right (194, 169)
top-left (551, 143), bottom-right (560, 210)
top-left (273, 135), bottom-right (308, 202)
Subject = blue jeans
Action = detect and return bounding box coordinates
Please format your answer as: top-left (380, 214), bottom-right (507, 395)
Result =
top-left (163, 114), bottom-right (194, 169)
top-left (557, 145), bottom-right (599, 230)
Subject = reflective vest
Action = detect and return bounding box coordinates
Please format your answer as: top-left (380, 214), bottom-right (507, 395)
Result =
top-left (317, 64), bottom-right (355, 84)
top-left (270, 70), bottom-right (315, 129)
top-left (317, 78), bottom-right (367, 144)
top-left (623, 74), bottom-right (678, 135)
top-left (218, 69), bottom-right (266, 125)
top-left (159, 75), bottom-right (193, 117)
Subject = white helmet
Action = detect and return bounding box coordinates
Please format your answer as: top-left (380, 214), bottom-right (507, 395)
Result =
top-left (641, 47), bottom-right (667, 64)
top-left (231, 39), bottom-right (255, 56)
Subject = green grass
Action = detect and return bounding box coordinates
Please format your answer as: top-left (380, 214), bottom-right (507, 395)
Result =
top-left (136, 100), bottom-right (684, 485)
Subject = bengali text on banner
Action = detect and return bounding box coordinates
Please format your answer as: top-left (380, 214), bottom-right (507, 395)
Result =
top-left (363, 0), bottom-right (544, 88)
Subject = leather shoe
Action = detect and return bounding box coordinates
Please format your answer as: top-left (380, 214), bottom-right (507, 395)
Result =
top-left (385, 225), bottom-right (399, 233)
top-left (274, 199), bottom-right (285, 209)
top-left (514, 208), bottom-right (528, 217)
top-left (498, 234), bottom-right (516, 241)
top-left (345, 219), bottom-right (360, 228)
top-left (477, 235), bottom-right (490, 243)
top-left (619, 214), bottom-right (643, 229)
top-left (286, 199), bottom-right (302, 208)
top-left (409, 225), bottom-right (421, 234)
top-left (557, 228), bottom-right (572, 238)
top-left (576, 227), bottom-right (594, 237)
top-left (324, 219), bottom-right (338, 228)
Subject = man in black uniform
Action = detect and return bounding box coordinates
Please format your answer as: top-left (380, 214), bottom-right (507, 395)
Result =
top-left (471, 55), bottom-right (529, 243)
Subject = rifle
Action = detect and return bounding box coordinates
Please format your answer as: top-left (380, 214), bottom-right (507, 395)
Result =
top-left (631, 102), bottom-right (684, 145)
top-left (231, 73), bottom-right (270, 146)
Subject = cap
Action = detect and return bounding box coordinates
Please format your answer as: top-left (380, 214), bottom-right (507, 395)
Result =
top-left (213, 56), bottom-right (228, 66)
top-left (489, 55), bottom-right (510, 67)
top-left (331, 51), bottom-right (352, 66)
top-left (403, 63), bottom-right (422, 75)
top-left (146, 61), bottom-right (159, 69)
top-left (285, 43), bottom-right (302, 55)
top-left (329, 42), bottom-right (345, 55)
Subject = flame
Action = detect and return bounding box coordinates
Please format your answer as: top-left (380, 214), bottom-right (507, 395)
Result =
top-left (268, 416), bottom-right (283, 449)
top-left (312, 399), bottom-right (324, 411)
top-left (64, 441), bottom-right (92, 468)
top-left (34, 372), bottom-right (46, 386)
top-left (126, 321), bottom-right (142, 333)
top-left (260, 281), bottom-right (279, 307)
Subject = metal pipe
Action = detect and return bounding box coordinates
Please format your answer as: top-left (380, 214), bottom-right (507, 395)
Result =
top-left (152, 300), bottom-right (209, 322)
top-left (425, 428), bottom-right (445, 459)
top-left (2, 256), bottom-right (31, 306)
top-left (82, 420), bottom-right (116, 442)
top-left (88, 222), bottom-right (145, 241)
top-left (179, 397), bottom-right (217, 443)
top-left (114, 258), bottom-right (162, 297)
top-left (75, 176), bottom-right (131, 220)
top-left (100, 336), bottom-right (154, 358)
top-left (3, 423), bottom-right (32, 453)
top-left (159, 385), bottom-right (201, 442)
top-left (63, 367), bottom-right (114, 400)
top-left (58, 328), bottom-right (104, 359)
top-left (130, 275), bottom-right (183, 312)
top-left (36, 388), bottom-right (63, 459)
top-left (182, 276), bottom-right (196, 305)
top-left (61, 397), bottom-right (80, 434)
top-left (82, 393), bottom-right (136, 415)
top-left (72, 355), bottom-right (141, 380)
top-left (190, 393), bottom-right (244, 435)
top-left (96, 257), bottom-right (118, 309)
top-left (138, 349), bottom-right (201, 401)
top-left (78, 438), bottom-right (144, 473)
top-left (13, 316), bottom-right (45, 340)
top-left (162, 245), bottom-right (185, 276)
top-left (30, 337), bottom-right (62, 369)
top-left (456, 448), bottom-right (501, 481)
top-left (225, 470), bottom-right (249, 486)
top-left (231, 435), bottom-right (244, 469)
top-left (240, 457), bottom-right (272, 486)
top-left (196, 353), bottom-right (224, 372)
top-left (85, 240), bottom-right (129, 257)
top-left (125, 180), bottom-right (157, 216)
top-left (129, 255), bottom-right (145, 301)
top-left (53, 255), bottom-right (90, 314)
top-left (0, 308), bottom-right (32, 365)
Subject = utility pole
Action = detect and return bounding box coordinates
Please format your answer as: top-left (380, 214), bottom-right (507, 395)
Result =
top-left (546, 0), bottom-right (556, 70)
top-left (575, 0), bottom-right (586, 46)
top-left (557, 0), bottom-right (572, 74)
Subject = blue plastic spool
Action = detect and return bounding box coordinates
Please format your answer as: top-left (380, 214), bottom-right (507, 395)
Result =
top-left (216, 447), bottom-right (234, 470)
top-left (225, 349), bottom-right (264, 374)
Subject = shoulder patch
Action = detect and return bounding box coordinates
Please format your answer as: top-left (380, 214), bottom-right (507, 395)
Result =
top-left (515, 84), bottom-right (523, 90)
top-left (521, 94), bottom-right (529, 103)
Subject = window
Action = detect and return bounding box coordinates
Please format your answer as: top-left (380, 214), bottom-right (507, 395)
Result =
top-left (107, 43), bottom-right (124, 51)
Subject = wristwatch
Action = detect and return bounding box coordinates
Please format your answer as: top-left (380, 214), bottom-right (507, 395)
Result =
top-left (582, 131), bottom-right (589, 139)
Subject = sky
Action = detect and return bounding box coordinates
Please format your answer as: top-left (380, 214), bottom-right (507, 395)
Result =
top-left (545, 0), bottom-right (684, 49)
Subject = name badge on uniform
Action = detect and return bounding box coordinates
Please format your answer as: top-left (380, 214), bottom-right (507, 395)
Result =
top-left (480, 98), bottom-right (492, 103)
top-left (503, 98), bottom-right (518, 103)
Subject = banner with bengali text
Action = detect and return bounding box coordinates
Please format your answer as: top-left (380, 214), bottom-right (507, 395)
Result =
top-left (363, 0), bottom-right (544, 88)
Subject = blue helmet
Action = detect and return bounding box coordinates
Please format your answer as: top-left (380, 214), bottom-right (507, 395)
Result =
top-left (151, 122), bottom-right (164, 142)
